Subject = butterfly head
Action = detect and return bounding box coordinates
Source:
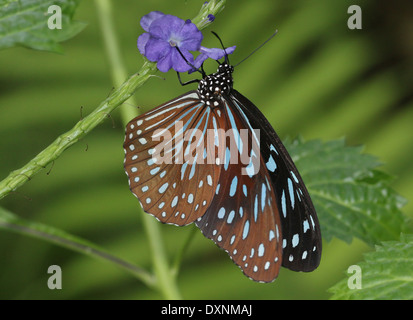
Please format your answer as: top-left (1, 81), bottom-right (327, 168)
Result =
top-left (198, 63), bottom-right (234, 107)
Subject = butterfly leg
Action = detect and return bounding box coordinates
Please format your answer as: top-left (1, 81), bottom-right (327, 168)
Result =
top-left (176, 72), bottom-right (200, 87)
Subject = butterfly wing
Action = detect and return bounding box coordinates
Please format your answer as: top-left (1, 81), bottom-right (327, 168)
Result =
top-left (124, 85), bottom-right (321, 281)
top-left (123, 91), bottom-right (222, 226)
top-left (230, 89), bottom-right (322, 272)
top-left (196, 96), bottom-right (283, 283)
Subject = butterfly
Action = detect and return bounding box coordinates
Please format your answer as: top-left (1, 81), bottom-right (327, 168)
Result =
top-left (123, 56), bottom-right (322, 283)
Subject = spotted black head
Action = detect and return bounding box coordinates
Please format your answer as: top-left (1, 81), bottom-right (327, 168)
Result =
top-left (198, 63), bottom-right (234, 107)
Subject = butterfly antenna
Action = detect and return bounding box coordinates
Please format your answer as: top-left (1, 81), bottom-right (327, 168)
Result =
top-left (233, 29), bottom-right (278, 67)
top-left (211, 31), bottom-right (229, 64)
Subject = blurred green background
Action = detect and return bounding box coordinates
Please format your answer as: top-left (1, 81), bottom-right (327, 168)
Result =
top-left (0, 0), bottom-right (412, 299)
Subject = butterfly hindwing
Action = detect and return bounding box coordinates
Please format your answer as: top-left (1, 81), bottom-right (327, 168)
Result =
top-left (195, 97), bottom-right (282, 283)
top-left (230, 90), bottom-right (322, 272)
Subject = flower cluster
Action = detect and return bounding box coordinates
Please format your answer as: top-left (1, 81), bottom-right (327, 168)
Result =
top-left (137, 11), bottom-right (236, 73)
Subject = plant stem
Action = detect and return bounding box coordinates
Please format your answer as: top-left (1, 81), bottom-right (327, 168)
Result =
top-left (94, 0), bottom-right (138, 124)
top-left (141, 214), bottom-right (182, 299)
top-left (0, 206), bottom-right (156, 288)
top-left (171, 224), bottom-right (198, 277)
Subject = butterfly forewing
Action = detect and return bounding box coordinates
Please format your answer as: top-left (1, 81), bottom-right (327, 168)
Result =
top-left (230, 90), bottom-right (322, 272)
top-left (195, 98), bottom-right (282, 282)
top-left (124, 91), bottom-right (222, 226)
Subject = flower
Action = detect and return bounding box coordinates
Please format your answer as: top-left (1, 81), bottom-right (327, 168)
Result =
top-left (193, 45), bottom-right (236, 70)
top-left (198, 13), bottom-right (216, 29)
top-left (137, 11), bottom-right (236, 73)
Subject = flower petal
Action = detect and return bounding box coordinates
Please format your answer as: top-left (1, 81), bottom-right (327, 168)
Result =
top-left (140, 11), bottom-right (165, 32)
top-left (137, 33), bottom-right (150, 55)
top-left (178, 20), bottom-right (203, 51)
top-left (192, 53), bottom-right (209, 70)
top-left (145, 38), bottom-right (171, 62)
top-left (156, 53), bottom-right (173, 72)
top-left (149, 15), bottom-right (185, 41)
top-left (199, 45), bottom-right (236, 60)
top-left (171, 48), bottom-right (194, 72)
top-left (191, 45), bottom-right (237, 73)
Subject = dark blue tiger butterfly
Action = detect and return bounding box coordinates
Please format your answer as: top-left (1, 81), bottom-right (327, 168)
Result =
top-left (123, 48), bottom-right (321, 283)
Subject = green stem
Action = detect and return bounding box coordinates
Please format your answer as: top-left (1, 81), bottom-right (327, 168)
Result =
top-left (171, 225), bottom-right (198, 277)
top-left (0, 206), bottom-right (156, 288)
top-left (141, 214), bottom-right (182, 299)
top-left (94, 0), bottom-right (138, 124)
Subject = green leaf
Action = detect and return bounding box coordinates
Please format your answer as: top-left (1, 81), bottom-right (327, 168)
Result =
top-left (0, 0), bottom-right (86, 53)
top-left (285, 138), bottom-right (408, 246)
top-left (329, 234), bottom-right (413, 300)
top-left (0, 206), bottom-right (155, 287)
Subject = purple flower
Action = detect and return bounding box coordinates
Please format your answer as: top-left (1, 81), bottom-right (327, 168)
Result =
top-left (137, 11), bottom-right (236, 73)
top-left (193, 45), bottom-right (236, 70)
